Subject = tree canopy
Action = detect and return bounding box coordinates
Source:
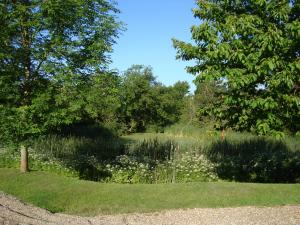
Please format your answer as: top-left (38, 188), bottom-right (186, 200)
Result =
top-left (0, 0), bottom-right (122, 143)
top-left (173, 0), bottom-right (300, 135)
top-left (119, 65), bottom-right (189, 133)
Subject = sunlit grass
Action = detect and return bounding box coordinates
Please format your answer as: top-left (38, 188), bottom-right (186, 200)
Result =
top-left (1, 168), bottom-right (300, 216)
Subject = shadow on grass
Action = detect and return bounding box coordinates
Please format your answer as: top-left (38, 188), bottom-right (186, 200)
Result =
top-left (29, 123), bottom-right (126, 181)
top-left (207, 138), bottom-right (300, 183)
top-left (30, 123), bottom-right (175, 182)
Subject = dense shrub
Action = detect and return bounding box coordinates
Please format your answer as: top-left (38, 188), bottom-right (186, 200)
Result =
top-left (103, 150), bottom-right (218, 184)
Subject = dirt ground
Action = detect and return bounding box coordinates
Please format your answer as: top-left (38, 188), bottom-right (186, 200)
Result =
top-left (1, 192), bottom-right (300, 225)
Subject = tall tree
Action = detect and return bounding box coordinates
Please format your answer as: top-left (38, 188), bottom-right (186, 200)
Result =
top-left (119, 65), bottom-right (157, 132)
top-left (0, 0), bottom-right (122, 143)
top-left (84, 71), bottom-right (121, 130)
top-left (119, 65), bottom-right (189, 133)
top-left (173, 0), bottom-right (300, 135)
top-left (155, 81), bottom-right (190, 128)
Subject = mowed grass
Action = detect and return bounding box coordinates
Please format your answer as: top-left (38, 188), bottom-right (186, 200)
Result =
top-left (1, 169), bottom-right (300, 216)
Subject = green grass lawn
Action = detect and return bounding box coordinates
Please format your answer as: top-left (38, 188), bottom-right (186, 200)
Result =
top-left (1, 168), bottom-right (300, 216)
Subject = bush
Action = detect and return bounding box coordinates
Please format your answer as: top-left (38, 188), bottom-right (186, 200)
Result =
top-left (102, 139), bottom-right (218, 184)
top-left (175, 151), bottom-right (218, 182)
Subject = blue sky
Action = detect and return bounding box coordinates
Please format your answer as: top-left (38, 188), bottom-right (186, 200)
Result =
top-left (110, 0), bottom-right (198, 92)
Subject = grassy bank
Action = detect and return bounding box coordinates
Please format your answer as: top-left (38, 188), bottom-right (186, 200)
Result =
top-left (1, 168), bottom-right (300, 216)
top-left (1, 125), bottom-right (300, 183)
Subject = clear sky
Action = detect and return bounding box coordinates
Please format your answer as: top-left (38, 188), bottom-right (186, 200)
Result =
top-left (110, 0), bottom-right (198, 92)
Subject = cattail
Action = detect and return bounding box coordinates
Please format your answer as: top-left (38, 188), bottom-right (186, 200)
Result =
top-left (221, 130), bottom-right (225, 141)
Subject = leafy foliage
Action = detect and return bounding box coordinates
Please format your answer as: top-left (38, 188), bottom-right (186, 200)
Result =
top-left (119, 65), bottom-right (189, 133)
top-left (173, 0), bottom-right (300, 135)
top-left (194, 80), bottom-right (226, 125)
top-left (84, 72), bottom-right (121, 130)
top-left (0, 0), bottom-right (122, 143)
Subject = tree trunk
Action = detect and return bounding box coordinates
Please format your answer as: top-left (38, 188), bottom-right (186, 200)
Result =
top-left (20, 146), bottom-right (29, 173)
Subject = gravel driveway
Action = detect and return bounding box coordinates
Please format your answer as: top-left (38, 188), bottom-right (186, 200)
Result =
top-left (1, 192), bottom-right (300, 225)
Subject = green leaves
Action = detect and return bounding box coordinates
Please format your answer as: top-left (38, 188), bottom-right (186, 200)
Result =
top-left (119, 65), bottom-right (189, 133)
top-left (174, 0), bottom-right (300, 135)
top-left (0, 0), bottom-right (123, 143)
top-left (84, 72), bottom-right (121, 125)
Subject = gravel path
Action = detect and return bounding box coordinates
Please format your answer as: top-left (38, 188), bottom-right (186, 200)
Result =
top-left (1, 192), bottom-right (300, 225)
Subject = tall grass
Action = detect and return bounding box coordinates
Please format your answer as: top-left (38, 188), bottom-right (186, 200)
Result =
top-left (165, 123), bottom-right (300, 151)
top-left (1, 123), bottom-right (300, 183)
top-left (207, 138), bottom-right (300, 183)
